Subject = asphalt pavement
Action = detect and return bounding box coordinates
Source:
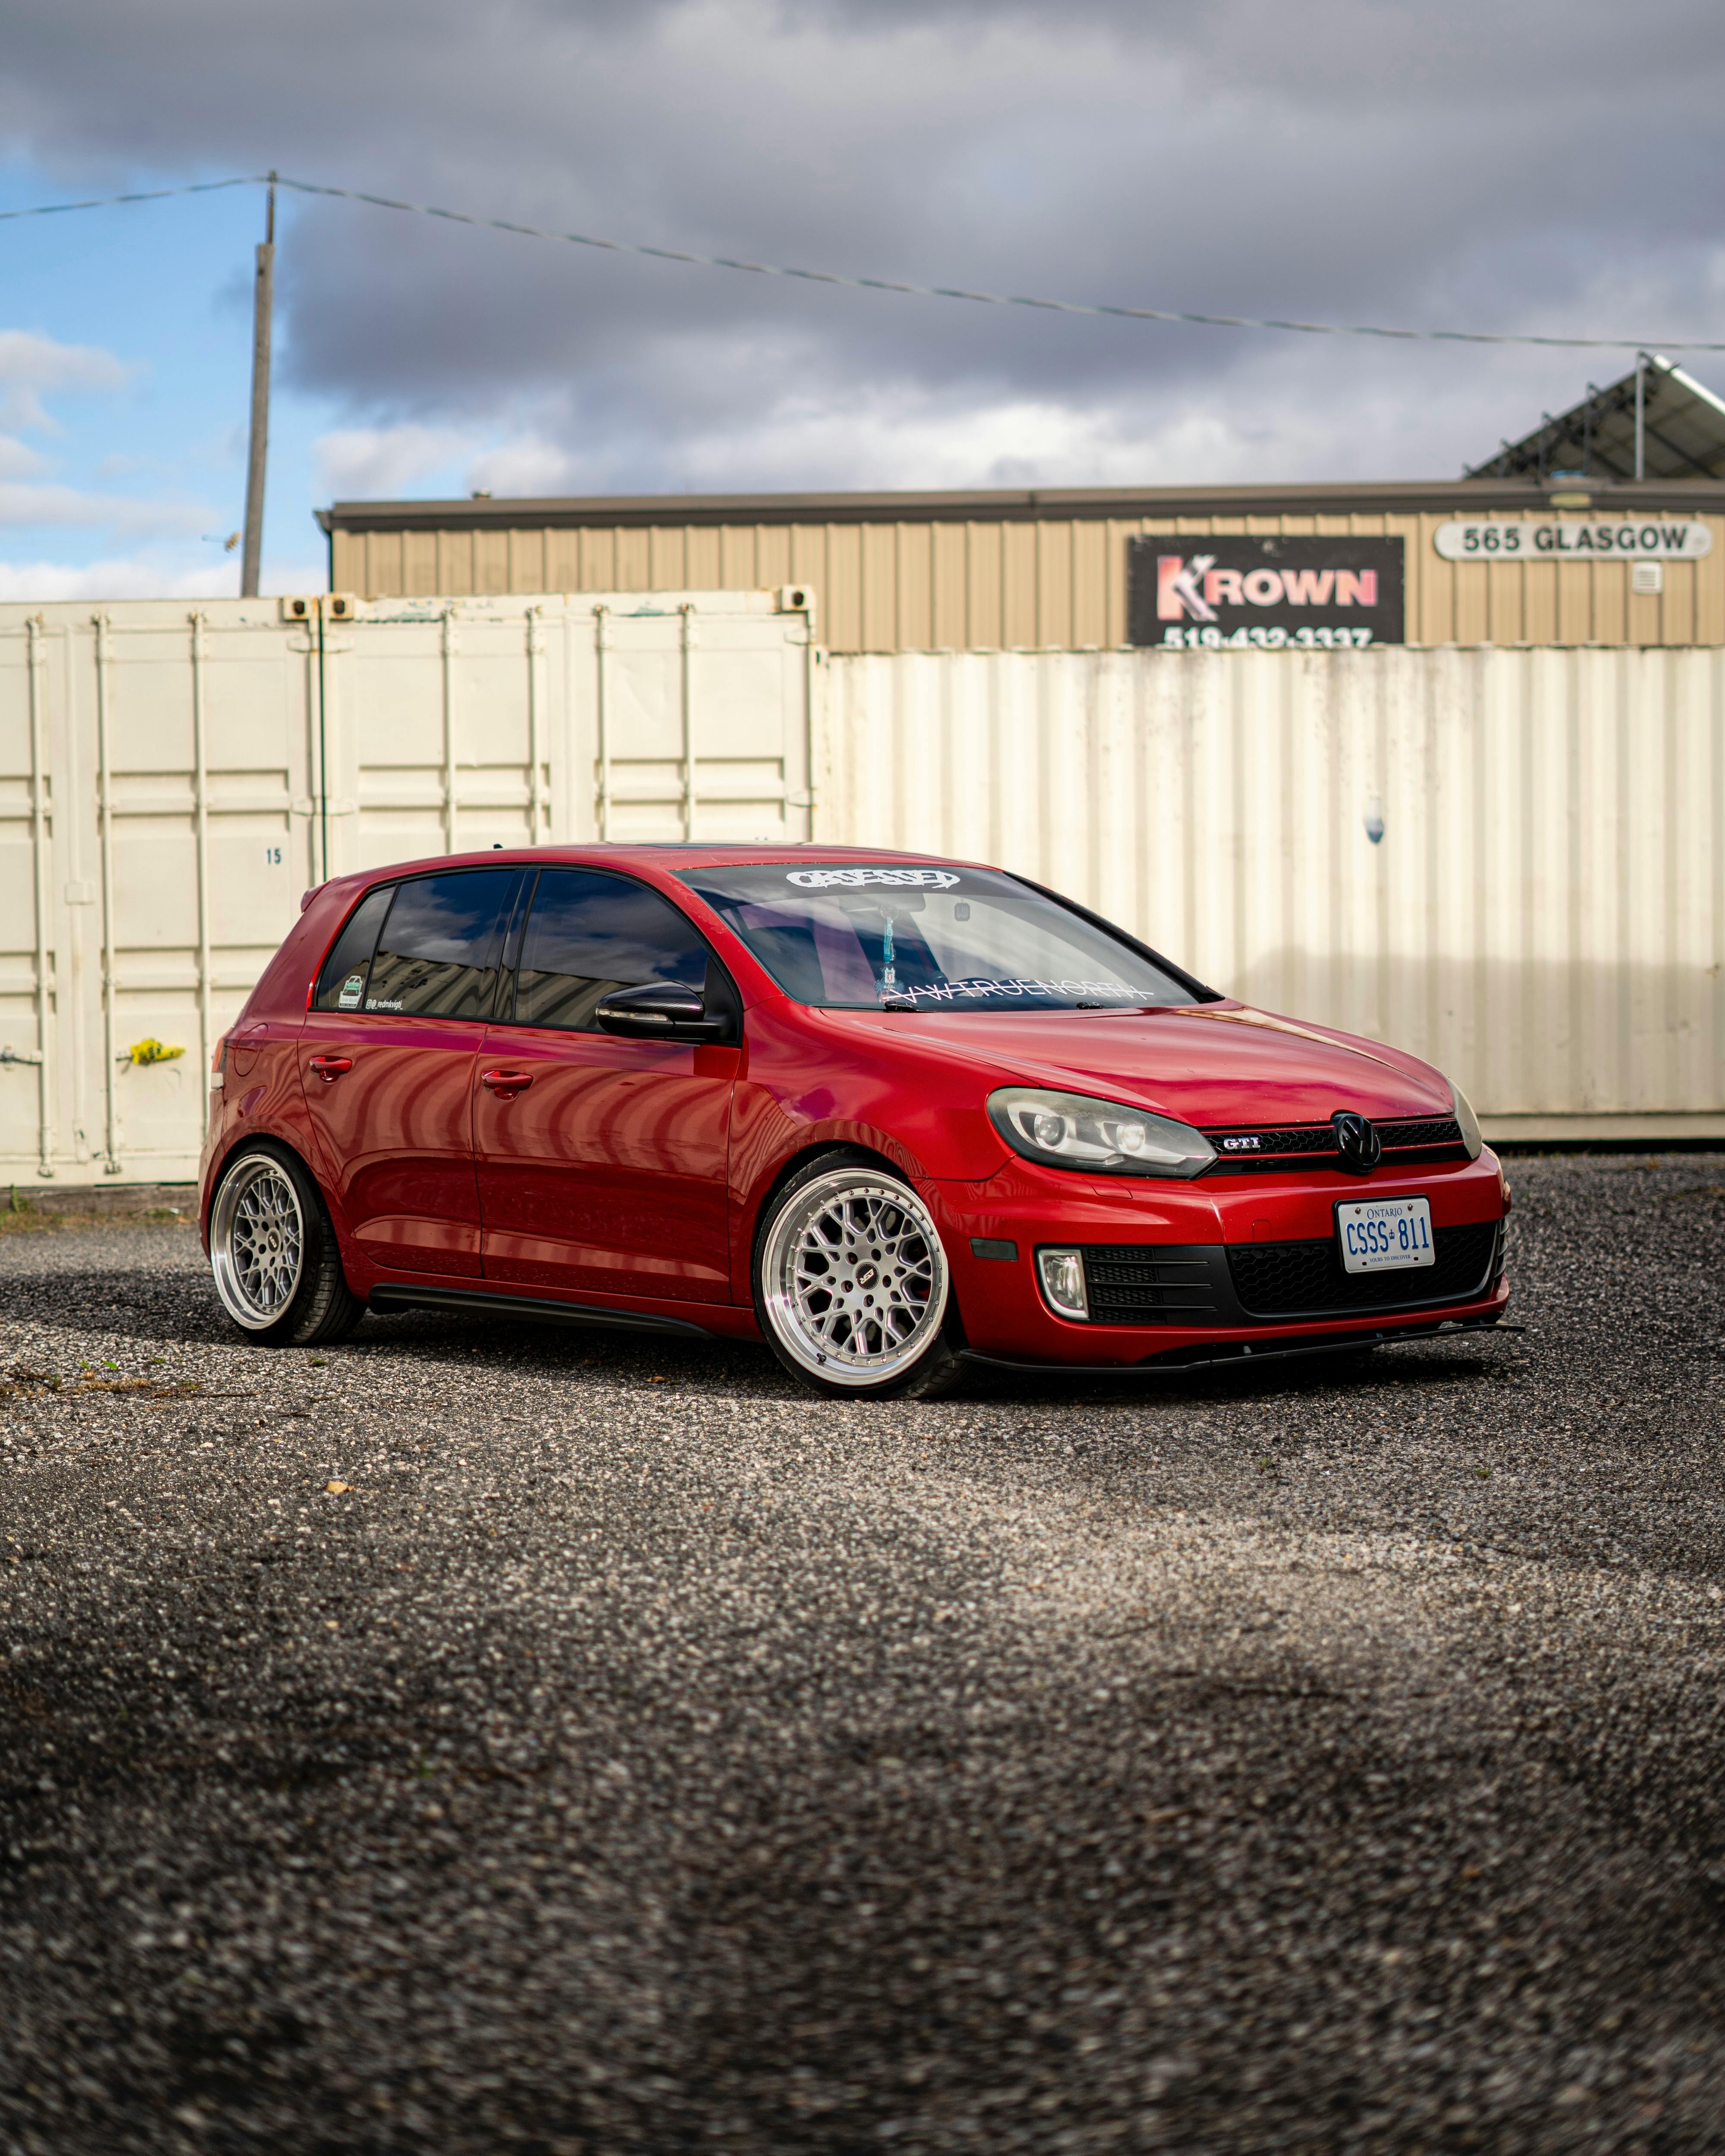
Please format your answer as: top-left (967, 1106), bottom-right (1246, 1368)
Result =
top-left (3, 1154), bottom-right (1724, 2155)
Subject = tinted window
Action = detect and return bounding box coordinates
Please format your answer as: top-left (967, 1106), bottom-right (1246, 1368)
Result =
top-left (312, 884), bottom-right (394, 1013)
top-left (512, 870), bottom-right (714, 1031)
top-left (363, 871), bottom-right (519, 1020)
top-left (677, 862), bottom-right (1196, 1012)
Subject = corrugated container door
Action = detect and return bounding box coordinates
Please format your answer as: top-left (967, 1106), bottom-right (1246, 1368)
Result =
top-left (321, 594), bottom-right (813, 865)
top-left (580, 597), bottom-right (812, 844)
top-left (322, 598), bottom-right (557, 873)
top-left (0, 590), bottom-right (815, 1184)
top-left (0, 603), bottom-right (317, 1187)
top-left (0, 617), bottom-right (56, 1181)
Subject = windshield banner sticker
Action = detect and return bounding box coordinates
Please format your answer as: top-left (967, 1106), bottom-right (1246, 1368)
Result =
top-left (895, 977), bottom-right (1157, 1005)
top-left (787, 867), bottom-right (961, 890)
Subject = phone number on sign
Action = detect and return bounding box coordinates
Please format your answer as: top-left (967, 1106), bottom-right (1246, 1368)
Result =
top-left (1161, 624), bottom-right (1375, 650)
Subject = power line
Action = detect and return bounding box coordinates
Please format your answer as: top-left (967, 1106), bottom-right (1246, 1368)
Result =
top-left (0, 175), bottom-right (258, 220)
top-left (5, 169), bottom-right (1725, 354)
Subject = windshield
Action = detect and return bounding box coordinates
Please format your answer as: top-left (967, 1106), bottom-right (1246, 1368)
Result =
top-left (677, 863), bottom-right (1197, 1012)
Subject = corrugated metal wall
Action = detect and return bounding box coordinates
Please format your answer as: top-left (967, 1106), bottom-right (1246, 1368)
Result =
top-left (0, 592), bottom-right (812, 1185)
top-left (820, 646), bottom-right (1725, 1139)
top-left (331, 510), bottom-right (1725, 654)
top-left (5, 599), bottom-right (1717, 1180)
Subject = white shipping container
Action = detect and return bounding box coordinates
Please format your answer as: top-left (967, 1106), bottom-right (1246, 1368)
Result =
top-left (0, 592), bottom-right (814, 1185)
top-left (5, 602), bottom-right (1721, 1186)
top-left (821, 645), bottom-right (1725, 1142)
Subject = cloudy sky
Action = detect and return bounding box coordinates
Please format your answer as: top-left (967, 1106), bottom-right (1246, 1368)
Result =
top-left (1, 0), bottom-right (1722, 596)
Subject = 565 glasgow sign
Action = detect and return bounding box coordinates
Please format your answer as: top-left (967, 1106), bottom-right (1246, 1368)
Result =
top-left (1128, 535), bottom-right (1405, 649)
top-left (1433, 519), bottom-right (1712, 561)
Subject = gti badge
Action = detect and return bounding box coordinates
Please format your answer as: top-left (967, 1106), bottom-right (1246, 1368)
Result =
top-left (1331, 1110), bottom-right (1382, 1175)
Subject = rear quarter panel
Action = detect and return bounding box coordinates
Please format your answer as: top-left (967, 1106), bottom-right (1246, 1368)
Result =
top-left (199, 878), bottom-right (371, 1248)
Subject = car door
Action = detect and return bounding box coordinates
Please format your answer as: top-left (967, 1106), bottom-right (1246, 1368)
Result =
top-left (300, 868), bottom-right (522, 1278)
top-left (474, 867), bottom-right (739, 1303)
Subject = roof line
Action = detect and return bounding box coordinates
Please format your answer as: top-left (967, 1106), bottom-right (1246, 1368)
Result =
top-left (318, 476), bottom-right (1725, 534)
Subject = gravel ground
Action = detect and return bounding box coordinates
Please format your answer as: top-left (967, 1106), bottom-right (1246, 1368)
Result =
top-left (2, 1154), bottom-right (1724, 2156)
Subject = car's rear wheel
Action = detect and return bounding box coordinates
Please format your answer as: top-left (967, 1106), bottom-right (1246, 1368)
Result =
top-left (209, 1143), bottom-right (364, 1347)
top-left (753, 1152), bottom-right (960, 1398)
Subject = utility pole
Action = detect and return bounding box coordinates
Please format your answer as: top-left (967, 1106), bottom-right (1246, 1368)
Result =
top-left (240, 174), bottom-right (276, 599)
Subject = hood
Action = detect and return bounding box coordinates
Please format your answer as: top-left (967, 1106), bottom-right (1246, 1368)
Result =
top-left (859, 1001), bottom-right (1452, 1127)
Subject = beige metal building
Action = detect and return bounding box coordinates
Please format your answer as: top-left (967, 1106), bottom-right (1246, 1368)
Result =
top-left (319, 476), bottom-right (1725, 655)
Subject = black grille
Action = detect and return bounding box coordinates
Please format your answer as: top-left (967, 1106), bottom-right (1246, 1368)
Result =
top-left (1380, 1118), bottom-right (1465, 1149)
top-left (1082, 1248), bottom-right (1221, 1325)
top-left (1226, 1221), bottom-right (1499, 1317)
top-left (1201, 1117), bottom-right (1466, 1173)
top-left (1208, 1124), bottom-right (1337, 1158)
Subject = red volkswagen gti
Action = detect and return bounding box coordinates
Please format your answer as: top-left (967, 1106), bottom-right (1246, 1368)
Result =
top-left (200, 846), bottom-right (1510, 1398)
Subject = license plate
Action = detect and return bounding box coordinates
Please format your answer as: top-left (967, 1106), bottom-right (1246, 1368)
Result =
top-left (1336, 1195), bottom-right (1434, 1274)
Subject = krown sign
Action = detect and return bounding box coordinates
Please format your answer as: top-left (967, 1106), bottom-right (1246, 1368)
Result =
top-left (1433, 519), bottom-right (1713, 562)
top-left (1128, 535), bottom-right (1404, 649)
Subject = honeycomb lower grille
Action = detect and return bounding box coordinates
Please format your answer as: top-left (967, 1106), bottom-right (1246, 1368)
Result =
top-left (1225, 1221), bottom-right (1500, 1317)
top-left (1082, 1248), bottom-right (1222, 1324)
top-left (1380, 1118), bottom-right (1468, 1149)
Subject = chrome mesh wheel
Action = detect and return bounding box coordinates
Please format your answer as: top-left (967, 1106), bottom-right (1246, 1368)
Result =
top-left (760, 1167), bottom-right (949, 1388)
top-left (210, 1154), bottom-right (306, 1330)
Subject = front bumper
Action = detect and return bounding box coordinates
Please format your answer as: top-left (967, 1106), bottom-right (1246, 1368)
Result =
top-left (926, 1150), bottom-right (1511, 1369)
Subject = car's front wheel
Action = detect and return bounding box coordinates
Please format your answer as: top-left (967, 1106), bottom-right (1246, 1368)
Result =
top-left (753, 1152), bottom-right (960, 1398)
top-left (209, 1143), bottom-right (364, 1347)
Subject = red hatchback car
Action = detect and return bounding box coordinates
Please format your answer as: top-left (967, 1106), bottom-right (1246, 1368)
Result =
top-left (201, 845), bottom-right (1510, 1398)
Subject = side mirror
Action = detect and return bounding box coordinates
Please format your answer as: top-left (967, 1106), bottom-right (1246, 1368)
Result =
top-left (594, 981), bottom-right (729, 1041)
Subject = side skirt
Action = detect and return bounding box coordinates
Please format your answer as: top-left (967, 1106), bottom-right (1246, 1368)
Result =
top-left (368, 1282), bottom-right (714, 1339)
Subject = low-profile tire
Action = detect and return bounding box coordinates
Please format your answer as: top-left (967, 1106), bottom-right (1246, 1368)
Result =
top-left (208, 1141), bottom-right (364, 1348)
top-left (752, 1149), bottom-right (964, 1400)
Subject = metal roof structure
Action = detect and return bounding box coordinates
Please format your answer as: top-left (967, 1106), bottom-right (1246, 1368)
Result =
top-left (316, 473), bottom-right (1725, 539)
top-left (1467, 354), bottom-right (1725, 483)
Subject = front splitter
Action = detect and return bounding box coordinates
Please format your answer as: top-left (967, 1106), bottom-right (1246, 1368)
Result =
top-left (959, 1314), bottom-right (1523, 1380)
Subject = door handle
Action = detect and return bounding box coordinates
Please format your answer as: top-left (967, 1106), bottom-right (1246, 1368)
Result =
top-left (308, 1054), bottom-right (352, 1080)
top-left (481, 1069), bottom-right (533, 1094)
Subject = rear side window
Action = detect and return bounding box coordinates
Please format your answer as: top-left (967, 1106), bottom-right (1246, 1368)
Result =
top-left (511, 869), bottom-right (715, 1031)
top-left (311, 884), bottom-right (394, 1012)
top-left (363, 870), bottom-right (520, 1020)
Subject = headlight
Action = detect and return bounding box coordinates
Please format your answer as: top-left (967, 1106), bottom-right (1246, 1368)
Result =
top-left (988, 1087), bottom-right (1215, 1178)
top-left (1448, 1077), bottom-right (1484, 1160)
